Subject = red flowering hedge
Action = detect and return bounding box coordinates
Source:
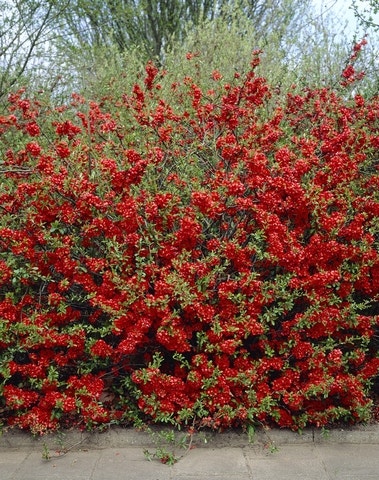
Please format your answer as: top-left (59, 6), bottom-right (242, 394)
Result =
top-left (0, 48), bottom-right (379, 435)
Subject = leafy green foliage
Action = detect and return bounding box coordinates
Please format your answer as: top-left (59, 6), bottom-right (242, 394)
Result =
top-left (0, 46), bottom-right (378, 436)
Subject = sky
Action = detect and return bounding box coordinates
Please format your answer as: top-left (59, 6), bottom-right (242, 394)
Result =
top-left (312, 0), bottom-right (379, 36)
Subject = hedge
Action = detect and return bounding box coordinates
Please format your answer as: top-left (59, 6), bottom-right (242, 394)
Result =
top-left (0, 45), bottom-right (378, 435)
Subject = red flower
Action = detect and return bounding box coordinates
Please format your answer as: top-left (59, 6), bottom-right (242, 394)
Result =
top-left (3, 385), bottom-right (39, 409)
top-left (26, 141), bottom-right (41, 156)
top-left (55, 141), bottom-right (70, 158)
top-left (144, 61), bottom-right (159, 90)
top-left (55, 120), bottom-right (82, 138)
top-left (90, 339), bottom-right (113, 358)
top-left (25, 122), bottom-right (40, 136)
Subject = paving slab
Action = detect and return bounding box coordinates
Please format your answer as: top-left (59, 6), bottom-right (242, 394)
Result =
top-left (172, 446), bottom-right (250, 478)
top-left (315, 443), bottom-right (379, 480)
top-left (1, 425), bottom-right (379, 480)
top-left (0, 449), bottom-right (33, 479)
top-left (93, 448), bottom-right (172, 480)
top-left (2, 449), bottom-right (99, 480)
top-left (244, 445), bottom-right (330, 480)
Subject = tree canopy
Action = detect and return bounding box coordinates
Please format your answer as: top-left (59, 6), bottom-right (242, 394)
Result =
top-left (1, 0), bottom-right (378, 102)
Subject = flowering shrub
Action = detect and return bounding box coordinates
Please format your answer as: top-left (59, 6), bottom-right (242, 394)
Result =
top-left (0, 48), bottom-right (378, 435)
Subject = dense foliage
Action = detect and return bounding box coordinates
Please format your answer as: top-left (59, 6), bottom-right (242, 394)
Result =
top-left (45, 0), bottom-right (301, 59)
top-left (0, 0), bottom-right (309, 102)
top-left (0, 46), bottom-right (378, 435)
top-left (5, 0), bottom-right (378, 105)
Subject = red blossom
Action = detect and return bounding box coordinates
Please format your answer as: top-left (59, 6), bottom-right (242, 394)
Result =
top-left (26, 141), bottom-right (41, 156)
top-left (0, 52), bottom-right (378, 434)
top-left (55, 120), bottom-right (82, 138)
top-left (55, 141), bottom-right (70, 158)
top-left (90, 339), bottom-right (113, 358)
top-left (25, 122), bottom-right (40, 136)
top-left (144, 61), bottom-right (159, 90)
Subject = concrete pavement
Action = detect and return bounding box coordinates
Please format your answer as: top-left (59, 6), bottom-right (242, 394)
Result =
top-left (1, 424), bottom-right (379, 479)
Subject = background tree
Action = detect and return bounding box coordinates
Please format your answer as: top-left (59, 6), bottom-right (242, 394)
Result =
top-left (46, 0), bottom-right (303, 61)
top-left (60, 0), bottom-right (364, 101)
top-left (0, 0), bottom-right (61, 103)
top-left (2, 0), bottom-right (378, 102)
top-left (44, 0), bottom-right (315, 99)
top-left (350, 0), bottom-right (379, 97)
top-left (352, 0), bottom-right (379, 30)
